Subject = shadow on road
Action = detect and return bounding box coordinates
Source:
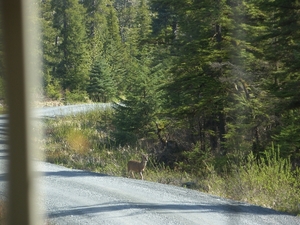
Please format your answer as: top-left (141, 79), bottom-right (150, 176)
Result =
top-left (44, 170), bottom-right (108, 178)
top-left (0, 115), bottom-right (8, 145)
top-left (47, 201), bottom-right (294, 219)
top-left (0, 173), bottom-right (7, 182)
top-left (0, 148), bottom-right (8, 163)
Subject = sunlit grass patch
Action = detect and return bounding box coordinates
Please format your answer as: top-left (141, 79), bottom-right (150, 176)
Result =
top-left (66, 129), bottom-right (90, 154)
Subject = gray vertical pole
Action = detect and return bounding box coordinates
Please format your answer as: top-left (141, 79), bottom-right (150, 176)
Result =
top-left (2, 1), bottom-right (41, 225)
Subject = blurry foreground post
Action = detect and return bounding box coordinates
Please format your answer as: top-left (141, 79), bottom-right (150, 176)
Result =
top-left (2, 1), bottom-right (42, 225)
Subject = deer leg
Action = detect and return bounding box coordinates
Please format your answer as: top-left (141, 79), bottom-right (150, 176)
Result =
top-left (140, 172), bottom-right (143, 180)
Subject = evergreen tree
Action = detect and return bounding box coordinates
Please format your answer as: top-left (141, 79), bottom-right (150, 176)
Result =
top-left (255, 0), bottom-right (300, 162)
top-left (87, 58), bottom-right (115, 102)
top-left (113, 59), bottom-right (160, 144)
top-left (52, 0), bottom-right (89, 91)
top-left (104, 2), bottom-right (129, 94)
top-left (149, 0), bottom-right (273, 161)
top-left (112, 0), bottom-right (161, 145)
top-left (136, 0), bottom-right (152, 40)
top-left (150, 0), bottom-right (228, 155)
top-left (37, 0), bottom-right (300, 166)
top-left (213, 0), bottom-right (271, 157)
top-left (113, 0), bottom-right (136, 42)
top-left (82, 0), bottom-right (109, 62)
top-left (40, 0), bottom-right (62, 99)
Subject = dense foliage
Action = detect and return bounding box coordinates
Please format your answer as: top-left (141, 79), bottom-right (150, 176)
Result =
top-left (2, 1), bottom-right (298, 174)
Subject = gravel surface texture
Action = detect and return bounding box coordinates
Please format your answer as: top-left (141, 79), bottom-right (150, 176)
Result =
top-left (38, 162), bottom-right (300, 225)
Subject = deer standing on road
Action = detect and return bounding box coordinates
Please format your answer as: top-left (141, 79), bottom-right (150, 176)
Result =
top-left (127, 154), bottom-right (148, 180)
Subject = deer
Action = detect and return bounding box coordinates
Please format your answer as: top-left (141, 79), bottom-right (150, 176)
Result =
top-left (127, 154), bottom-right (148, 180)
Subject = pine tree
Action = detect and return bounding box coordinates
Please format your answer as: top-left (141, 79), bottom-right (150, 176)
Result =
top-left (112, 0), bottom-right (161, 145)
top-left (87, 58), bottom-right (116, 102)
top-left (52, 0), bottom-right (89, 92)
top-left (40, 0), bottom-right (62, 99)
top-left (150, 0), bottom-right (268, 158)
top-left (104, 2), bottom-right (129, 95)
top-left (83, 0), bottom-right (109, 62)
top-left (112, 60), bottom-right (160, 144)
top-left (255, 0), bottom-right (300, 162)
top-left (150, 0), bottom-right (227, 154)
top-left (113, 0), bottom-right (136, 42)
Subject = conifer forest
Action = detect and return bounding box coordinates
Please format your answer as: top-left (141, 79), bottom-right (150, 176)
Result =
top-left (12, 1), bottom-right (300, 173)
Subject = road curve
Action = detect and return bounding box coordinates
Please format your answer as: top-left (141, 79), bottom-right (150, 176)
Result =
top-left (34, 103), bottom-right (111, 118)
top-left (0, 104), bottom-right (299, 224)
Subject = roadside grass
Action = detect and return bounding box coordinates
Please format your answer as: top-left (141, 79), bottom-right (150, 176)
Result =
top-left (43, 110), bottom-right (300, 216)
top-left (208, 149), bottom-right (300, 215)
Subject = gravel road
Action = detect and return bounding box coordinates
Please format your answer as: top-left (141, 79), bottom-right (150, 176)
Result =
top-left (34, 103), bottom-right (111, 118)
top-left (39, 162), bottom-right (300, 225)
top-left (0, 104), bottom-right (299, 224)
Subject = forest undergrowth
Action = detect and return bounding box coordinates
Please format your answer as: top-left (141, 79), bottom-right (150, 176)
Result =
top-left (43, 110), bottom-right (300, 216)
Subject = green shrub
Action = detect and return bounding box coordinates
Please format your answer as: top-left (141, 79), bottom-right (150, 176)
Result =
top-left (64, 89), bottom-right (89, 103)
top-left (45, 80), bottom-right (62, 100)
top-left (208, 145), bottom-right (300, 215)
top-left (179, 142), bottom-right (213, 177)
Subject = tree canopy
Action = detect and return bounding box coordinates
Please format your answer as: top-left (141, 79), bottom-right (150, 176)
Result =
top-left (28, 0), bottom-right (300, 168)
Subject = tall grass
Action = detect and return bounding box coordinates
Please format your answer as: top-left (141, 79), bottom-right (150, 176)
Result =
top-left (208, 147), bottom-right (300, 215)
top-left (43, 110), bottom-right (300, 216)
